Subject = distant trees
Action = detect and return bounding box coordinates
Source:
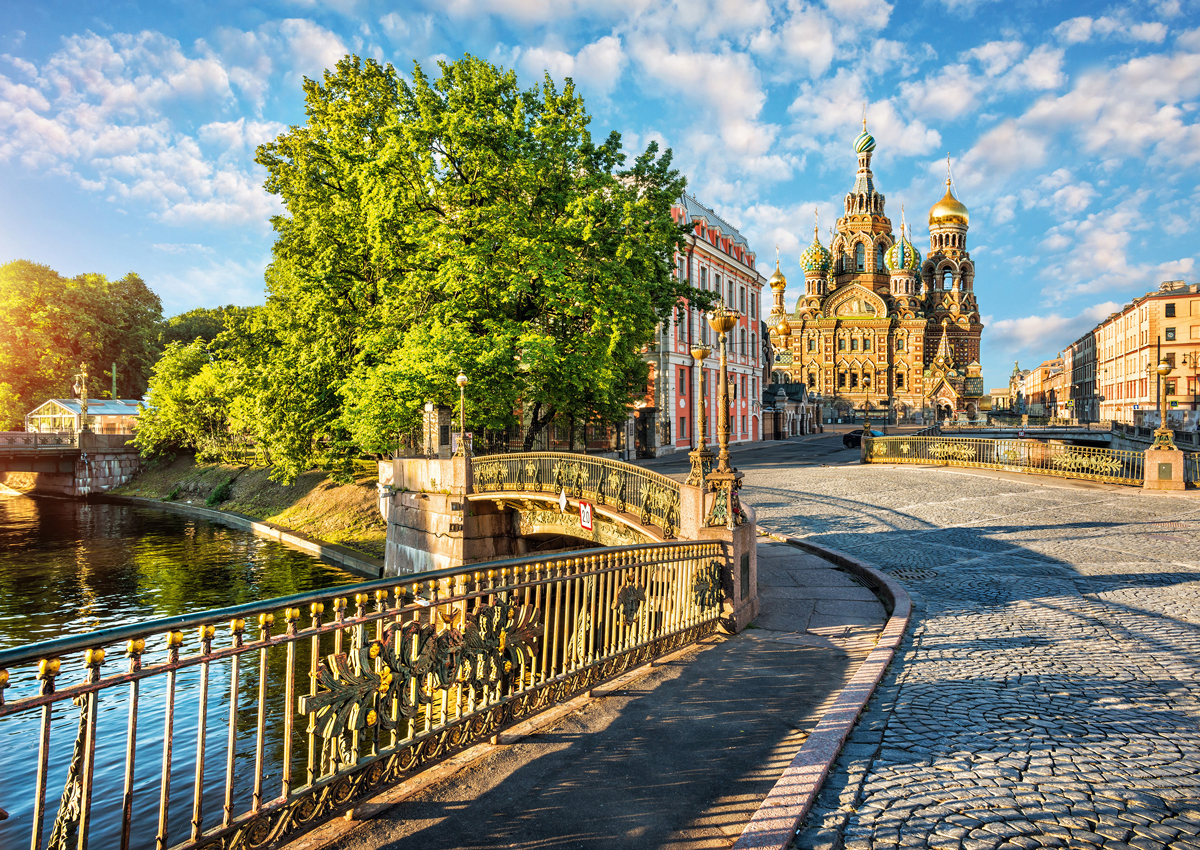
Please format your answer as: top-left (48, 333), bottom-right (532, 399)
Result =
top-left (0, 260), bottom-right (163, 429)
top-left (160, 305), bottom-right (252, 347)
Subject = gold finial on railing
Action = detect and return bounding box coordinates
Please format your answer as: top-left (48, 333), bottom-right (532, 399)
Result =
top-left (165, 631), bottom-right (184, 648)
top-left (198, 625), bottom-right (215, 642)
top-left (374, 589), bottom-right (389, 608)
top-left (126, 638), bottom-right (145, 657)
top-left (37, 658), bottom-right (60, 680)
top-left (230, 618), bottom-right (245, 635)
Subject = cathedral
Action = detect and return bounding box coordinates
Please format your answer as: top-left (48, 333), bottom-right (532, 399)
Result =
top-left (766, 120), bottom-right (985, 421)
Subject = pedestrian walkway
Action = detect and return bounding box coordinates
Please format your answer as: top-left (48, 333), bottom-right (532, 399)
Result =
top-left (294, 541), bottom-right (888, 850)
top-left (739, 464), bottom-right (1200, 850)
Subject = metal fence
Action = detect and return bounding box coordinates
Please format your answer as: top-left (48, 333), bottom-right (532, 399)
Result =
top-left (0, 541), bottom-right (724, 850)
top-left (472, 452), bottom-right (682, 539)
top-left (864, 435), bottom-right (1145, 485)
top-left (1186, 453), bottom-right (1199, 487)
top-left (0, 431), bottom-right (78, 450)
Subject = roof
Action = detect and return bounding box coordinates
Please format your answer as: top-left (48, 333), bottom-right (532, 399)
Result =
top-left (677, 193), bottom-right (750, 248)
top-left (29, 399), bottom-right (144, 416)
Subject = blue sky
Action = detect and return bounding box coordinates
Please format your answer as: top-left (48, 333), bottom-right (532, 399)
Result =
top-left (2, 0), bottom-right (1198, 389)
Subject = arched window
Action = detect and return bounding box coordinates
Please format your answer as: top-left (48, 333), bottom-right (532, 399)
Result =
top-left (942, 270), bottom-right (953, 291)
top-left (876, 244), bottom-right (886, 271)
top-left (897, 371), bottom-right (905, 389)
top-left (855, 243), bottom-right (866, 272)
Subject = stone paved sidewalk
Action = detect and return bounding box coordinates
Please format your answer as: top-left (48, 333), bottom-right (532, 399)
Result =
top-left (737, 465), bottom-right (1200, 850)
top-left (306, 541), bottom-right (886, 850)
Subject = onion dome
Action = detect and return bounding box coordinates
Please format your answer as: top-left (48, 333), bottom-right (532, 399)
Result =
top-left (929, 182), bottom-right (968, 227)
top-left (768, 260), bottom-right (787, 291)
top-left (800, 215), bottom-right (831, 275)
top-left (930, 158), bottom-right (968, 227)
top-left (774, 315), bottom-right (792, 336)
top-left (854, 128), bottom-right (876, 154)
top-left (885, 229), bottom-right (921, 273)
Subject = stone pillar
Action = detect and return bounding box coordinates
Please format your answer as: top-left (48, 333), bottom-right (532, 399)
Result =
top-left (423, 403), bottom-right (454, 458)
top-left (1144, 448), bottom-right (1187, 491)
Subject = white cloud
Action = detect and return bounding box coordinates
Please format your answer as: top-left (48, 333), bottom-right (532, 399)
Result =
top-left (987, 300), bottom-right (1122, 350)
top-left (277, 18), bottom-right (349, 79)
top-left (957, 119), bottom-right (1048, 182)
top-left (153, 242), bottom-right (215, 254)
top-left (516, 34), bottom-right (626, 95)
top-left (825, 0), bottom-right (892, 30)
top-left (1053, 15), bottom-right (1168, 44)
top-left (963, 40), bottom-right (1024, 76)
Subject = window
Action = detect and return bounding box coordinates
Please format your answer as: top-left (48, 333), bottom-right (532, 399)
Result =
top-left (715, 273), bottom-right (722, 298)
top-left (729, 280), bottom-right (735, 306)
top-left (864, 338), bottom-right (871, 352)
top-left (838, 372), bottom-right (846, 388)
top-left (741, 414), bottom-right (747, 434)
top-left (680, 416), bottom-right (687, 440)
top-left (855, 243), bottom-right (866, 272)
top-left (751, 334), bottom-right (757, 361)
top-left (1165, 353), bottom-right (1176, 368)
top-left (741, 375), bottom-right (747, 399)
top-left (942, 271), bottom-right (952, 290)
top-left (739, 287), bottom-right (746, 313)
top-left (678, 256), bottom-right (686, 281)
top-left (679, 368), bottom-right (687, 393)
top-left (850, 338), bottom-right (858, 351)
top-left (850, 373), bottom-right (859, 389)
top-left (1166, 379), bottom-right (1177, 395)
top-left (700, 267), bottom-right (707, 289)
top-left (750, 293), bottom-right (757, 319)
top-left (808, 373), bottom-right (816, 388)
top-left (838, 338), bottom-right (846, 351)
top-left (1166, 327), bottom-right (1176, 340)
top-left (897, 372), bottom-right (905, 389)
top-left (895, 337), bottom-right (905, 352)
top-left (1166, 303), bottom-right (1176, 317)
top-left (808, 338), bottom-right (817, 352)
top-left (876, 245), bottom-right (886, 272)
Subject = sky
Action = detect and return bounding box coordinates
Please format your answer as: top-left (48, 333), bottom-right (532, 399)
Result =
top-left (1, 0), bottom-right (1198, 390)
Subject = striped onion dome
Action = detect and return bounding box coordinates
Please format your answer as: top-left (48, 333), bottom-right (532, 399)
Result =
top-left (885, 234), bottom-right (921, 272)
top-left (854, 129), bottom-right (876, 154)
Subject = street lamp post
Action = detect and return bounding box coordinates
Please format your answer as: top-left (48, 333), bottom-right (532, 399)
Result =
top-left (704, 303), bottom-right (745, 529)
top-left (1183, 352), bottom-right (1200, 414)
top-left (686, 344), bottom-right (713, 486)
top-left (455, 373), bottom-right (468, 456)
top-left (1151, 359), bottom-right (1176, 450)
top-left (72, 363), bottom-right (91, 433)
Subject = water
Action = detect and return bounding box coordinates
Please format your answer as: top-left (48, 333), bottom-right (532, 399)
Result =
top-left (0, 495), bottom-right (367, 850)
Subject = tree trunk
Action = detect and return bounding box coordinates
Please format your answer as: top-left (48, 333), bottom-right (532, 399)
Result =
top-left (523, 402), bottom-right (555, 452)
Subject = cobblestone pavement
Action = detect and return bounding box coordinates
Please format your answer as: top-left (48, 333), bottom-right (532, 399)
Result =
top-left (739, 464), bottom-right (1200, 850)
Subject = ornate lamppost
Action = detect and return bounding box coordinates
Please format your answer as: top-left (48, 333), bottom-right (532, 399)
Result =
top-left (704, 303), bottom-right (745, 529)
top-left (72, 363), bottom-right (91, 433)
top-left (686, 344), bottom-right (713, 486)
top-left (455, 372), bottom-right (469, 456)
top-left (1151, 359), bottom-right (1176, 449)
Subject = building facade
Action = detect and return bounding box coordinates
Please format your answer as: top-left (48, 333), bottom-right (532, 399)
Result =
top-left (641, 193), bottom-right (767, 456)
top-left (1064, 280), bottom-right (1200, 427)
top-left (766, 123), bottom-right (984, 423)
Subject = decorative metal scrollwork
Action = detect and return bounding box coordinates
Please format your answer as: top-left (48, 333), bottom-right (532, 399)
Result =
top-left (614, 583), bottom-right (646, 626)
top-left (301, 603), bottom-right (543, 737)
top-left (692, 561), bottom-right (724, 610)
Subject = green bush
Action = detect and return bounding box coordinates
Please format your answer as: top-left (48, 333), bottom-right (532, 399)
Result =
top-left (206, 479), bottom-right (233, 506)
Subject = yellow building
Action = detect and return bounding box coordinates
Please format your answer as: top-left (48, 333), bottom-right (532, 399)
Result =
top-left (767, 122), bottom-right (985, 422)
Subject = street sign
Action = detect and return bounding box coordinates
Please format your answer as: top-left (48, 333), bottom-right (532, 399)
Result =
top-left (579, 500), bottom-right (593, 532)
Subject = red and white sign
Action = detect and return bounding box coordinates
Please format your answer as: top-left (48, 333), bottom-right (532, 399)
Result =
top-left (579, 500), bottom-right (594, 532)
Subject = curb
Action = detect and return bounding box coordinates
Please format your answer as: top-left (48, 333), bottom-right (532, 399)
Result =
top-left (101, 494), bottom-right (384, 579)
top-left (733, 530), bottom-right (913, 850)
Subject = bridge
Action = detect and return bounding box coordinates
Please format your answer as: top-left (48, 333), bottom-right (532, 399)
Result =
top-left (0, 431), bottom-right (140, 497)
top-left (0, 449), bottom-right (760, 850)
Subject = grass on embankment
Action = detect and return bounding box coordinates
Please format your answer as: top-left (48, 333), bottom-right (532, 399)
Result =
top-left (112, 456), bottom-right (387, 559)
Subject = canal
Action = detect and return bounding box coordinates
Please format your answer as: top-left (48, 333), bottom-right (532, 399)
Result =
top-left (0, 494), bottom-right (367, 850)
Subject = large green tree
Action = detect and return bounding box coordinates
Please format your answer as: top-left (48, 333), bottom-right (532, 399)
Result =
top-left (160, 305), bottom-right (253, 347)
top-left (0, 260), bottom-right (163, 427)
top-left (250, 54), bottom-right (709, 480)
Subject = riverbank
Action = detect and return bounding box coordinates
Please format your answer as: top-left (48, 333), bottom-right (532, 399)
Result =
top-left (111, 455), bottom-right (387, 560)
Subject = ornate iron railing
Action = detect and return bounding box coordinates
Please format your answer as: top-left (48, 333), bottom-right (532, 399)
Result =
top-left (0, 431), bottom-right (78, 450)
top-left (1186, 453), bottom-right (1199, 486)
top-left (864, 435), bottom-right (1144, 485)
top-left (471, 453), bottom-right (683, 539)
top-left (0, 542), bottom-right (724, 850)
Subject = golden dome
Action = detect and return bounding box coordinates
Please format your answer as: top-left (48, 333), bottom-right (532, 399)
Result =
top-left (768, 260), bottom-right (787, 290)
top-left (775, 316), bottom-right (792, 336)
top-left (929, 179), bottom-right (968, 227)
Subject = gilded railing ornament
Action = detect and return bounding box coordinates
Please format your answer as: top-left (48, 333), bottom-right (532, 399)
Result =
top-left (615, 582), bottom-right (646, 626)
top-left (301, 603), bottom-right (543, 738)
top-left (692, 561), bottom-right (724, 610)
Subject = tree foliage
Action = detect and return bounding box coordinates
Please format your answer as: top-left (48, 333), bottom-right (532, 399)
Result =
top-left (242, 54), bottom-right (709, 480)
top-left (160, 305), bottom-right (252, 347)
top-left (0, 260), bottom-right (163, 427)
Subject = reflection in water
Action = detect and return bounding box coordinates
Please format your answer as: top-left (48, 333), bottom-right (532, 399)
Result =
top-left (0, 495), bottom-right (359, 651)
top-left (0, 495), bottom-right (365, 850)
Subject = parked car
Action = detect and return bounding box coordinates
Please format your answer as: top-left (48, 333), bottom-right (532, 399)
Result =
top-left (842, 428), bottom-right (884, 449)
